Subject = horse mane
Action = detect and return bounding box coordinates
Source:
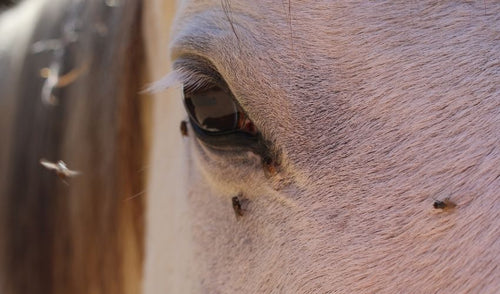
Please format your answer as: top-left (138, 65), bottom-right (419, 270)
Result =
top-left (0, 1), bottom-right (145, 293)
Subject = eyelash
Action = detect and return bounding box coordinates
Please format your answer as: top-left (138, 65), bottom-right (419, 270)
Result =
top-left (173, 58), bottom-right (222, 93)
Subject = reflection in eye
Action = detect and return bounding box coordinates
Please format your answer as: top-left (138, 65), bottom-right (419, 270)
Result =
top-left (184, 85), bottom-right (258, 136)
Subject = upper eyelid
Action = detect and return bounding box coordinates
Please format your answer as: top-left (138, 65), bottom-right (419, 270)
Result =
top-left (173, 56), bottom-right (228, 93)
top-left (147, 56), bottom-right (222, 94)
top-left (173, 67), bottom-right (215, 93)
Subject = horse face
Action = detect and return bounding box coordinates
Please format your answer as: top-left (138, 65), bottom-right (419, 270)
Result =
top-left (148, 1), bottom-right (500, 292)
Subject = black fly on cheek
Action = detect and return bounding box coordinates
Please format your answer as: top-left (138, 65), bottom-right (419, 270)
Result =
top-left (433, 200), bottom-right (446, 209)
top-left (232, 195), bottom-right (249, 219)
top-left (232, 196), bottom-right (243, 217)
top-left (433, 198), bottom-right (457, 210)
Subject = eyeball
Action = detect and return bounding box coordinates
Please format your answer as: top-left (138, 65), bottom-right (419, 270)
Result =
top-left (184, 85), bottom-right (257, 136)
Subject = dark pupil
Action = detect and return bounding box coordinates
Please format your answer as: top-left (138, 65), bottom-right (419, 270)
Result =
top-left (184, 86), bottom-right (239, 133)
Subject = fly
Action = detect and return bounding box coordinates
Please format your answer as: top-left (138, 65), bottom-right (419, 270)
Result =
top-left (232, 195), bottom-right (249, 219)
top-left (433, 198), bottom-right (457, 210)
top-left (180, 120), bottom-right (188, 136)
top-left (40, 159), bottom-right (81, 184)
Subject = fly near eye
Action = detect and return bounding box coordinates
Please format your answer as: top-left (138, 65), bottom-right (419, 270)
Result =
top-left (184, 85), bottom-right (257, 136)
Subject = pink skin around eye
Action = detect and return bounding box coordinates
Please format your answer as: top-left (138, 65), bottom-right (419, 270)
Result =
top-left (237, 112), bottom-right (258, 135)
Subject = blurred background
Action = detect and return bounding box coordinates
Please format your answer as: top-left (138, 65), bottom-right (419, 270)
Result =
top-left (0, 1), bottom-right (146, 293)
top-left (0, 0), bottom-right (19, 9)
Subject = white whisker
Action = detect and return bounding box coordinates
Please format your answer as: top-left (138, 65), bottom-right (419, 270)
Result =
top-left (125, 190), bottom-right (146, 201)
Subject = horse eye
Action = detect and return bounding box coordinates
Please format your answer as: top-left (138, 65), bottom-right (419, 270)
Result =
top-left (174, 55), bottom-right (262, 149)
top-left (183, 84), bottom-right (259, 145)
